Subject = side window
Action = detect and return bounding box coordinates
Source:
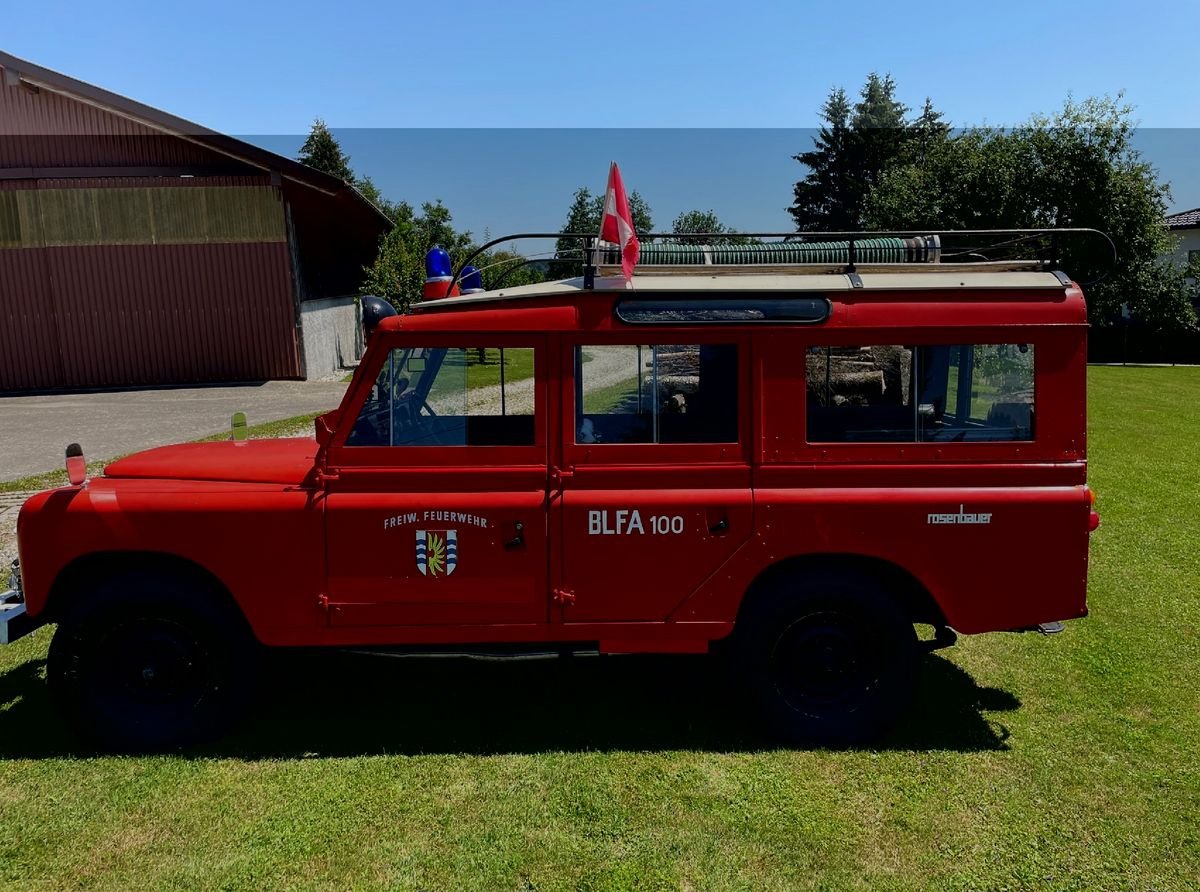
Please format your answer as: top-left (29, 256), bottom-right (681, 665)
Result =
top-left (932, 344), bottom-right (1034, 441)
top-left (806, 344), bottom-right (1034, 443)
top-left (575, 344), bottom-right (738, 444)
top-left (806, 346), bottom-right (915, 442)
top-left (347, 346), bottom-right (536, 447)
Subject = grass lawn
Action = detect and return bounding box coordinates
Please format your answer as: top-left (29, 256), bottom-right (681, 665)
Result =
top-left (0, 366), bottom-right (1197, 890)
top-left (582, 374), bottom-right (644, 415)
top-left (463, 347), bottom-right (536, 391)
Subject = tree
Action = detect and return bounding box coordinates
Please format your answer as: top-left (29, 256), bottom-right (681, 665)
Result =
top-left (476, 249), bottom-right (547, 290)
top-left (865, 94), bottom-right (1197, 335)
top-left (297, 118), bottom-right (353, 182)
top-left (790, 74), bottom-right (927, 231)
top-left (668, 209), bottom-right (747, 244)
top-left (789, 88), bottom-right (854, 231)
top-left (354, 175), bottom-right (407, 225)
top-left (553, 186), bottom-right (655, 275)
top-left (360, 201), bottom-right (475, 310)
top-left (907, 97), bottom-right (951, 166)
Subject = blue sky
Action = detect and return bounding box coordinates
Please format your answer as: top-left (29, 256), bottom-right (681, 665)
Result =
top-left (5, 0), bottom-right (1200, 234)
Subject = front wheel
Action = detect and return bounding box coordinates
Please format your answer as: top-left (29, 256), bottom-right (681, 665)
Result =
top-left (734, 571), bottom-right (918, 747)
top-left (48, 571), bottom-right (258, 751)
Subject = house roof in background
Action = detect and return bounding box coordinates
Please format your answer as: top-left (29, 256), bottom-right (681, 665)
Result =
top-left (1166, 207), bottom-right (1200, 229)
top-left (0, 49), bottom-right (389, 228)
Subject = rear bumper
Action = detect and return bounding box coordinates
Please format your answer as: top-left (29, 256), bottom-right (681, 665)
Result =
top-left (1, 590), bottom-right (43, 645)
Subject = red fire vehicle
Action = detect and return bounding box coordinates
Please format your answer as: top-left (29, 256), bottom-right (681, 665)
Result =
top-left (3, 230), bottom-right (1103, 749)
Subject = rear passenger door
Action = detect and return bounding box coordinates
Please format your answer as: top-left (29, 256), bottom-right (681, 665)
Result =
top-left (555, 337), bottom-right (754, 622)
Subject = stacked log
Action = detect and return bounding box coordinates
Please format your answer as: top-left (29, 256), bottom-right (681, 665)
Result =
top-left (807, 346), bottom-right (912, 406)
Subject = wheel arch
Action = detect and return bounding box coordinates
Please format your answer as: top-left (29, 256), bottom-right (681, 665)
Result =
top-left (45, 550), bottom-right (252, 635)
top-left (736, 552), bottom-right (949, 629)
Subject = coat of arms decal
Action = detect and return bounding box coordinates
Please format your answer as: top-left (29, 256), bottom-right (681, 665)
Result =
top-left (416, 529), bottom-right (457, 576)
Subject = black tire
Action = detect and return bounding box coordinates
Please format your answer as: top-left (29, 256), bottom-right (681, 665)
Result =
top-left (48, 570), bottom-right (258, 751)
top-left (734, 570), bottom-right (918, 747)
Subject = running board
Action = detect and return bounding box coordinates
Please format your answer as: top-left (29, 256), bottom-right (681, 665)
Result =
top-left (343, 644), bottom-right (602, 662)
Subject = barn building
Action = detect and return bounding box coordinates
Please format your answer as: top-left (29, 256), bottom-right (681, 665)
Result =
top-left (0, 50), bottom-right (388, 392)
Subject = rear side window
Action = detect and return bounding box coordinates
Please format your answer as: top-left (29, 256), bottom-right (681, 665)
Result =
top-left (347, 346), bottom-right (535, 447)
top-left (575, 344), bottom-right (738, 444)
top-left (806, 343), bottom-right (1034, 443)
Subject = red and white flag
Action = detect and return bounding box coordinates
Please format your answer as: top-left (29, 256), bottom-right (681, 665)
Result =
top-left (598, 161), bottom-right (640, 282)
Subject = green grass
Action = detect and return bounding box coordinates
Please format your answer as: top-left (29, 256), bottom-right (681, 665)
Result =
top-left (1, 366), bottom-right (1198, 890)
top-left (192, 412), bottom-right (322, 443)
top-left (462, 347), bottom-right (536, 391)
top-left (582, 375), bottom-right (644, 415)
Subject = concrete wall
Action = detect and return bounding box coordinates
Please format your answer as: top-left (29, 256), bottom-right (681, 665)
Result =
top-left (299, 296), bottom-right (363, 381)
top-left (1168, 229), bottom-right (1200, 267)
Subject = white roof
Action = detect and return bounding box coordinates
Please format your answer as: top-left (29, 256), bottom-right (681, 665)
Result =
top-left (427, 269), bottom-right (1069, 309)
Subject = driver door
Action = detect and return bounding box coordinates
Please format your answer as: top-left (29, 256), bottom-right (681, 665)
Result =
top-left (323, 334), bottom-right (550, 627)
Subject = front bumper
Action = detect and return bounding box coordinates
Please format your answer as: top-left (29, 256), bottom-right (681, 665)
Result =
top-left (1, 590), bottom-right (41, 645)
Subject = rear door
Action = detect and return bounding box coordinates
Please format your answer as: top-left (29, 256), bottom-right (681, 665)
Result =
top-left (323, 335), bottom-right (549, 627)
top-left (554, 337), bottom-right (754, 622)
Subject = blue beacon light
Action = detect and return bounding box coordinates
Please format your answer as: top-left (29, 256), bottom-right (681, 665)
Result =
top-left (423, 246), bottom-right (456, 300)
top-left (460, 265), bottom-right (484, 294)
top-left (425, 246), bottom-right (452, 279)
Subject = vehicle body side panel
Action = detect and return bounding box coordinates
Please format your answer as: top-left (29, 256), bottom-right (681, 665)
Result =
top-left (324, 474), bottom-right (549, 626)
top-left (671, 484), bottom-right (1092, 634)
top-left (18, 481), bottom-right (325, 642)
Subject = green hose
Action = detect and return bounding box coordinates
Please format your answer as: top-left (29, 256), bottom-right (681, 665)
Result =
top-left (605, 236), bottom-right (940, 266)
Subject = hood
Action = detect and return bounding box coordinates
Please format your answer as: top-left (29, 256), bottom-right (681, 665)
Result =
top-left (103, 438), bottom-right (318, 485)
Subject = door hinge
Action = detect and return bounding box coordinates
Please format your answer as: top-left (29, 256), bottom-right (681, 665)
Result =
top-left (317, 593), bottom-right (330, 611)
top-left (551, 466), bottom-right (575, 485)
top-left (316, 468), bottom-right (340, 485)
top-left (552, 587), bottom-right (576, 607)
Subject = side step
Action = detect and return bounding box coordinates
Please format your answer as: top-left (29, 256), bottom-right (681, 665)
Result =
top-left (344, 643), bottom-right (602, 662)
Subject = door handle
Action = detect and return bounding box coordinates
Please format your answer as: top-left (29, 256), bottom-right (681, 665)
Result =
top-left (708, 518), bottom-right (729, 535)
top-left (504, 521), bottom-right (525, 549)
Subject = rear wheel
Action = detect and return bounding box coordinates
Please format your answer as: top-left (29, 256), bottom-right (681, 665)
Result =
top-left (735, 570), bottom-right (918, 746)
top-left (48, 571), bottom-right (258, 751)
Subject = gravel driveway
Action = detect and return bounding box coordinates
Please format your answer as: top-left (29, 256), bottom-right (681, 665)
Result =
top-left (0, 380), bottom-right (348, 482)
top-left (441, 348), bottom-right (642, 416)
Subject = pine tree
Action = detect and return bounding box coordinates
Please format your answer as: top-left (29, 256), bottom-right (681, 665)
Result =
top-left (908, 97), bottom-right (951, 165)
top-left (789, 88), bottom-right (855, 231)
top-left (297, 118), bottom-right (353, 182)
top-left (789, 75), bottom-right (924, 231)
top-left (851, 73), bottom-right (910, 198)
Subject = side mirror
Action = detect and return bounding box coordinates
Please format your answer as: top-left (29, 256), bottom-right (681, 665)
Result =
top-left (314, 412), bottom-right (337, 445)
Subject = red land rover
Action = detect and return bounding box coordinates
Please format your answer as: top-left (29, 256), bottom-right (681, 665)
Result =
top-left (2, 231), bottom-right (1102, 749)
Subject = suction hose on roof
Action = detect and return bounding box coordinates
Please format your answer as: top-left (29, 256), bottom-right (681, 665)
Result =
top-left (603, 235), bottom-right (941, 266)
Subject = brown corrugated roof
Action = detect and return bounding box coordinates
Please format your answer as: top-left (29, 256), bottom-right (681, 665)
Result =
top-left (1166, 207), bottom-right (1200, 229)
top-left (0, 49), bottom-right (389, 228)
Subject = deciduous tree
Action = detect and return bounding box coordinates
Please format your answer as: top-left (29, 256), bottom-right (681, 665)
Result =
top-left (554, 186), bottom-right (654, 275)
top-left (866, 94), bottom-right (1197, 334)
top-left (361, 201), bottom-right (474, 310)
top-left (668, 209), bottom-right (747, 244)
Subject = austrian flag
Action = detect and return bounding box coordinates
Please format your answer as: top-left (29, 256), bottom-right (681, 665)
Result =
top-left (599, 161), bottom-right (640, 281)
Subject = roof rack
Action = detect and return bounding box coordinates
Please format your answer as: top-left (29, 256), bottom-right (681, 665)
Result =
top-left (450, 228), bottom-right (1115, 292)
